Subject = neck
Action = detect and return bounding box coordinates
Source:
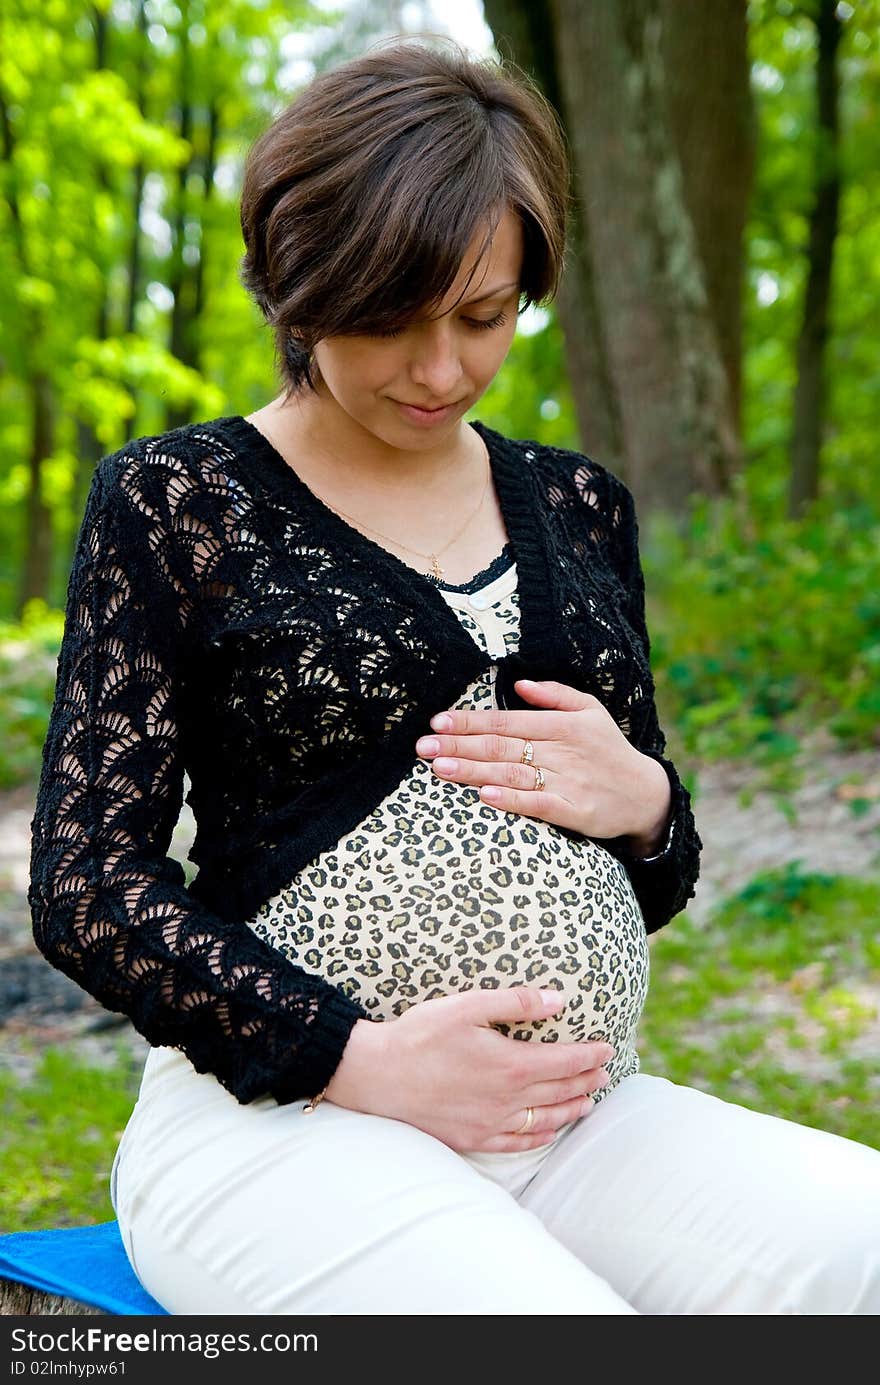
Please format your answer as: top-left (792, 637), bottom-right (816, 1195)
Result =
top-left (268, 389), bottom-right (482, 495)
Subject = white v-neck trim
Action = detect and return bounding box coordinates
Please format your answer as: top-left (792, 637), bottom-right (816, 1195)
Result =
top-left (437, 560), bottom-right (517, 610)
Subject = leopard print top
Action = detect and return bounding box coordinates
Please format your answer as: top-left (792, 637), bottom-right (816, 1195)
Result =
top-left (245, 546), bottom-right (650, 1102)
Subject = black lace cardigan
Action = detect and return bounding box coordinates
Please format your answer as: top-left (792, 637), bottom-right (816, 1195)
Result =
top-left (28, 416), bottom-right (702, 1106)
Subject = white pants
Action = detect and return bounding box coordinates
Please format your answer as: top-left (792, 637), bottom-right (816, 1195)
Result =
top-left (110, 1045), bottom-right (880, 1315)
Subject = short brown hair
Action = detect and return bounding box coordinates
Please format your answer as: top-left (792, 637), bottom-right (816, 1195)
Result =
top-left (238, 37), bottom-right (572, 399)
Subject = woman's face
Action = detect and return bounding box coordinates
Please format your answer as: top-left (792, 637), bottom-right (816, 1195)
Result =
top-left (309, 206), bottom-right (524, 448)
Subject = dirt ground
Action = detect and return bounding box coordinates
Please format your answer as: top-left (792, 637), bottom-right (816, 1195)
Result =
top-left (2, 726), bottom-right (878, 1084)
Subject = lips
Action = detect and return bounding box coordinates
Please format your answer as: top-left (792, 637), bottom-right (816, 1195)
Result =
top-left (392, 398), bottom-right (464, 427)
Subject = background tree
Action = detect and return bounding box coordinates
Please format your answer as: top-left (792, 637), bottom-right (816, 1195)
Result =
top-left (0, 0), bottom-right (312, 616)
top-left (482, 0), bottom-right (755, 512)
top-left (788, 0), bottom-right (843, 518)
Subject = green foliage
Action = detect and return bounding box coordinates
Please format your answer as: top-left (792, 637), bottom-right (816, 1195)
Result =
top-left (633, 0), bottom-right (880, 776)
top-left (0, 600), bottom-right (62, 789)
top-left (743, 0), bottom-right (880, 507)
top-left (644, 484), bottom-right (880, 767)
top-left (640, 864), bottom-right (880, 1149)
top-left (0, 0), bottom-right (320, 611)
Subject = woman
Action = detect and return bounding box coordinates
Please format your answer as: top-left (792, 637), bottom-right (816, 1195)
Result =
top-left (29, 39), bottom-right (880, 1315)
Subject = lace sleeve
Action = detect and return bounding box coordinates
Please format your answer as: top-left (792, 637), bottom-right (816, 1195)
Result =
top-left (27, 458), bottom-right (368, 1105)
top-left (603, 476), bottom-right (703, 933)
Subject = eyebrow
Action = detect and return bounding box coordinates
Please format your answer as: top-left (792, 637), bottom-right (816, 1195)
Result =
top-left (461, 279), bottom-right (520, 306)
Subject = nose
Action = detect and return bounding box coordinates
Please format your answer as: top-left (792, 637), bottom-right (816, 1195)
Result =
top-left (407, 322), bottom-right (465, 399)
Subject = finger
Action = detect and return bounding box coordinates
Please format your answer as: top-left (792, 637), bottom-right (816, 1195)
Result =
top-left (525, 1066), bottom-right (612, 1108)
top-left (458, 985), bottom-right (613, 1073)
top-left (507, 1092), bottom-right (593, 1138)
top-left (485, 1025), bottom-right (615, 1072)
top-left (477, 1093), bottom-right (594, 1153)
top-left (455, 984), bottom-right (569, 1028)
top-left (498, 1029), bottom-right (616, 1084)
top-left (416, 731), bottom-right (542, 763)
top-left (477, 780), bottom-right (566, 818)
top-left (429, 706), bottom-right (562, 740)
top-left (430, 754), bottom-right (559, 794)
top-left (514, 680), bottom-right (602, 714)
top-left (426, 744), bottom-right (585, 828)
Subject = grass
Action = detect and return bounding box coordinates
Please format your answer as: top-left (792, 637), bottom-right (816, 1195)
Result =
top-left (0, 864), bottom-right (877, 1234)
top-left (0, 1043), bottom-right (143, 1233)
top-left (639, 862), bottom-right (880, 1149)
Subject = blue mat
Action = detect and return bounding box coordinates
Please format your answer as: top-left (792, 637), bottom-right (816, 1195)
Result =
top-left (0, 1221), bottom-right (168, 1316)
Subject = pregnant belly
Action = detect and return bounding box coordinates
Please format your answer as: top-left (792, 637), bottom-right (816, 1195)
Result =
top-left (246, 777), bottom-right (651, 1096)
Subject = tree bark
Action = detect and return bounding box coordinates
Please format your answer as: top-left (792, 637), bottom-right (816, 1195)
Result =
top-left (788, 0), bottom-right (842, 519)
top-left (74, 5), bottom-right (116, 524)
top-left (551, 0), bottom-right (744, 510)
top-left (659, 0), bottom-right (756, 436)
top-left (125, 0), bottom-right (149, 341)
top-left (482, 0), bottom-right (622, 471)
top-left (0, 1276), bottom-right (103, 1316)
top-left (166, 0), bottom-right (197, 432)
top-left (191, 97), bottom-right (218, 328)
top-left (1, 88), bottom-right (54, 614)
top-left (483, 0), bottom-right (753, 513)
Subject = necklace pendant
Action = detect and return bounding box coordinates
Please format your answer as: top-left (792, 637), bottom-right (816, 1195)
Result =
top-left (429, 554), bottom-right (444, 582)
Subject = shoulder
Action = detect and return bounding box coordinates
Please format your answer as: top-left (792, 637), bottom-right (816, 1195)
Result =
top-left (92, 419), bottom-right (235, 495)
top-left (485, 424), bottom-right (635, 535)
top-left (81, 419), bottom-right (244, 603)
top-left (93, 416), bottom-right (242, 512)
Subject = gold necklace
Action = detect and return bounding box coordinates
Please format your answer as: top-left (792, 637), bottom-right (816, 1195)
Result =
top-left (309, 444), bottom-right (492, 584)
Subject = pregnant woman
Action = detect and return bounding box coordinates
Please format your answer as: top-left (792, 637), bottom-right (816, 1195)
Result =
top-left (29, 39), bottom-right (880, 1314)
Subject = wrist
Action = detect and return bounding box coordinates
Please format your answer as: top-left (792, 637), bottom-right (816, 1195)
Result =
top-left (624, 755), bottom-right (673, 857)
top-left (324, 1016), bottom-right (388, 1110)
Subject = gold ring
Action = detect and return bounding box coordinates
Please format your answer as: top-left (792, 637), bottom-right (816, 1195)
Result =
top-left (533, 765), bottom-right (545, 791)
top-left (514, 1106), bottom-right (535, 1135)
top-left (520, 739), bottom-right (534, 765)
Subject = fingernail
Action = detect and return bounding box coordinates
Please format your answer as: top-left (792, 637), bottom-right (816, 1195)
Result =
top-left (581, 1098), bottom-right (595, 1116)
top-left (430, 713), bottom-right (453, 731)
top-left (416, 737), bottom-right (439, 755)
top-left (539, 988), bottom-right (564, 1010)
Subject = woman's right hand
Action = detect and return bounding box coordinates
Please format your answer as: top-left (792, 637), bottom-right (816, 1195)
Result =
top-left (322, 987), bottom-right (614, 1152)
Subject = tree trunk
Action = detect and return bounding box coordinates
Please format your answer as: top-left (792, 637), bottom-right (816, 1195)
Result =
top-left (659, 0), bottom-right (756, 436)
top-left (788, 0), bottom-right (842, 519)
top-left (191, 97), bottom-right (218, 327)
top-left (0, 1276), bottom-right (103, 1316)
top-left (549, 0), bottom-right (744, 512)
top-left (483, 0), bottom-right (623, 471)
top-left (124, 0), bottom-right (149, 340)
top-left (166, 0), bottom-right (198, 432)
top-left (2, 87), bottom-right (55, 612)
top-left (74, 5), bottom-right (116, 523)
top-left (18, 373), bottom-right (55, 616)
top-left (484, 0), bottom-right (753, 514)
top-left (125, 0), bottom-right (149, 436)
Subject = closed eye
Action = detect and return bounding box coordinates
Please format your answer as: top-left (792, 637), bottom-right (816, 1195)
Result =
top-left (374, 311), bottom-right (509, 340)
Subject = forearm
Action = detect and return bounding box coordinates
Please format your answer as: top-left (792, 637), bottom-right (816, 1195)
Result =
top-left (29, 454), bottom-right (369, 1107)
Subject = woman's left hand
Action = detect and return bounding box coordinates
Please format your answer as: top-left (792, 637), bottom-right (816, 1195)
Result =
top-left (415, 678), bottom-right (672, 856)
